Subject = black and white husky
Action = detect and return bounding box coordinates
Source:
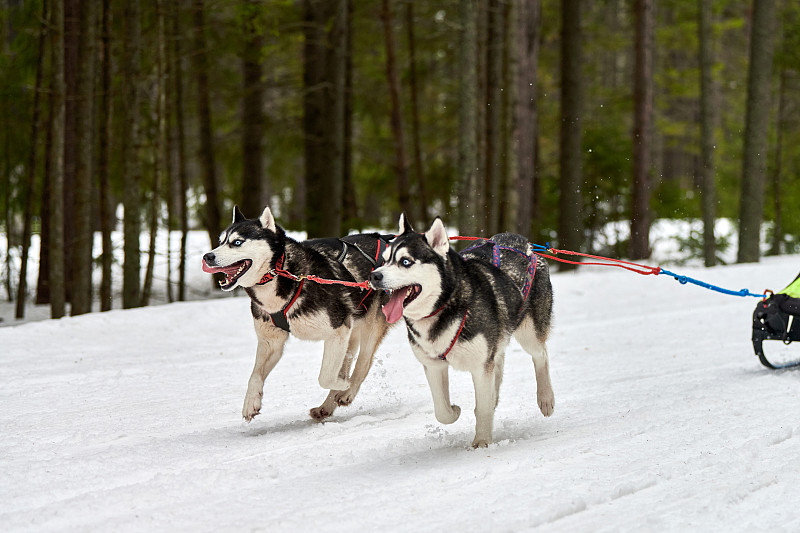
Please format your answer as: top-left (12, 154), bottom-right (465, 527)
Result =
top-left (202, 206), bottom-right (392, 422)
top-left (369, 215), bottom-right (555, 447)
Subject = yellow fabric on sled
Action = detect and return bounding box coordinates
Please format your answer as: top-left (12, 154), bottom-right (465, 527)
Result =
top-left (779, 273), bottom-right (800, 298)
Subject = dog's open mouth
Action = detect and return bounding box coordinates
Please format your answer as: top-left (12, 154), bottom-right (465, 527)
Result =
top-left (202, 259), bottom-right (252, 289)
top-left (382, 284), bottom-right (421, 324)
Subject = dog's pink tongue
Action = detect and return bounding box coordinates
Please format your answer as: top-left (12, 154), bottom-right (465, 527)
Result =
top-left (382, 289), bottom-right (406, 324)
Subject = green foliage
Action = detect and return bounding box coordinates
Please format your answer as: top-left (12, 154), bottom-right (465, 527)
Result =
top-left (1, 0), bottom-right (799, 258)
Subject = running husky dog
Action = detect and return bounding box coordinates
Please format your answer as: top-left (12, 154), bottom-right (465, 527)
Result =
top-left (202, 206), bottom-right (392, 422)
top-left (369, 215), bottom-right (555, 447)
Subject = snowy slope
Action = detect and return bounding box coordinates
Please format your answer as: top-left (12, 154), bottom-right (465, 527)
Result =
top-left (2, 256), bottom-right (800, 532)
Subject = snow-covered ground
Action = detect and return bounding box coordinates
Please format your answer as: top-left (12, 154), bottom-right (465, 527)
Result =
top-left (2, 250), bottom-right (799, 532)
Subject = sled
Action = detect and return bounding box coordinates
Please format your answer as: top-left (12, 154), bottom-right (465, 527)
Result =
top-left (752, 272), bottom-right (800, 369)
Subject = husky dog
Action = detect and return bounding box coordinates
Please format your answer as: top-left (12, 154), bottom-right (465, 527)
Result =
top-left (369, 215), bottom-right (555, 447)
top-left (203, 206), bottom-right (392, 422)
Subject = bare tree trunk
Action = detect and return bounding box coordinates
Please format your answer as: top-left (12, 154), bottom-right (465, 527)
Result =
top-left (558, 0), bottom-right (583, 268)
top-left (697, 0), bottom-right (716, 267)
top-left (769, 69), bottom-right (787, 256)
top-left (36, 41), bottom-right (54, 306)
top-left (164, 0), bottom-right (174, 304)
top-left (142, 0), bottom-right (167, 307)
top-left (241, 0), bottom-right (265, 217)
top-left (405, 0), bottom-right (428, 223)
top-left (140, 181), bottom-right (159, 307)
top-left (457, 0), bottom-right (478, 237)
top-left (49, 0), bottom-right (66, 318)
top-left (16, 0), bottom-right (48, 319)
top-left (97, 0), bottom-right (112, 311)
top-left (193, 0), bottom-right (222, 247)
top-left (737, 0), bottom-right (777, 263)
top-left (484, 0), bottom-right (504, 234)
top-left (3, 108), bottom-right (11, 302)
top-left (121, 0), bottom-right (142, 309)
top-left (630, 0), bottom-right (653, 260)
top-left (341, 0), bottom-right (358, 228)
top-left (303, 0), bottom-right (345, 237)
top-left (476, 0), bottom-right (487, 232)
top-left (71, 0), bottom-right (96, 316)
top-left (498, 0), bottom-right (512, 230)
top-left (381, 0), bottom-right (411, 220)
top-left (173, 0), bottom-right (188, 302)
top-left (514, 0), bottom-right (540, 237)
top-left (63, 0), bottom-right (78, 304)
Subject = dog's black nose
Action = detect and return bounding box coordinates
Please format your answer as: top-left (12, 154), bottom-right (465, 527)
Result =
top-left (369, 271), bottom-right (383, 283)
top-left (203, 252), bottom-right (215, 264)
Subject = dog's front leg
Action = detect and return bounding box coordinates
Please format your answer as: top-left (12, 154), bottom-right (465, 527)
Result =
top-left (471, 367), bottom-right (497, 448)
top-left (243, 325), bottom-right (289, 422)
top-left (422, 361), bottom-right (461, 425)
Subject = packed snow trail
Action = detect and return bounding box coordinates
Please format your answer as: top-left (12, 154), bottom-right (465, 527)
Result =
top-left (2, 256), bottom-right (800, 532)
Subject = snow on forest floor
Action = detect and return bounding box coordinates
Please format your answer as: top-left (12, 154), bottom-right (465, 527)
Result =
top-left (2, 249), bottom-right (800, 532)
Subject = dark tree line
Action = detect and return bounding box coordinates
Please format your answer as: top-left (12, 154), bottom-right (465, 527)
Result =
top-left (0, 0), bottom-right (798, 321)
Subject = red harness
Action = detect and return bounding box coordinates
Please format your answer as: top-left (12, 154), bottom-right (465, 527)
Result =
top-left (254, 253), bottom-right (371, 332)
top-left (437, 308), bottom-right (469, 361)
top-left (423, 301), bottom-right (469, 361)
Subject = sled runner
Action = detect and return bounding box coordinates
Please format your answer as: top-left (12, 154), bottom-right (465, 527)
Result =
top-left (752, 272), bottom-right (800, 369)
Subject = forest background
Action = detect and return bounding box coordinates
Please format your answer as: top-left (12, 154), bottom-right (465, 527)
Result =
top-left (0, 0), bottom-right (798, 320)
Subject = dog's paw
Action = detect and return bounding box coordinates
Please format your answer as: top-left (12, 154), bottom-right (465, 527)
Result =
top-left (309, 406), bottom-right (333, 421)
top-left (242, 391), bottom-right (263, 422)
top-left (334, 388), bottom-right (357, 406)
top-left (538, 390), bottom-right (554, 417)
top-left (436, 404), bottom-right (461, 425)
top-left (471, 437), bottom-right (490, 448)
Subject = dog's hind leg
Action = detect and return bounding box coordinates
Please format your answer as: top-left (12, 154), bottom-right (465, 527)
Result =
top-left (335, 309), bottom-right (390, 407)
top-left (422, 360), bottom-right (461, 425)
top-left (514, 318), bottom-right (555, 417)
top-left (494, 351), bottom-right (505, 408)
top-left (312, 331), bottom-right (360, 419)
top-left (243, 324), bottom-right (289, 422)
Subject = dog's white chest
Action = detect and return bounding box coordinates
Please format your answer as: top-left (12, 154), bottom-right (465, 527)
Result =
top-left (407, 318), bottom-right (481, 368)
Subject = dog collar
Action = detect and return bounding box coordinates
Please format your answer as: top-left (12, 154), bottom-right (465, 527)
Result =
top-left (257, 254), bottom-right (285, 285)
top-left (424, 303), bottom-right (446, 318)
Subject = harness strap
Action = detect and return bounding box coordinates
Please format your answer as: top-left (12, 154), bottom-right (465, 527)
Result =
top-left (521, 253), bottom-right (538, 304)
top-left (357, 289), bottom-right (373, 311)
top-left (374, 238), bottom-right (388, 267)
top-left (438, 308), bottom-right (469, 361)
top-left (342, 236), bottom-right (390, 309)
top-left (335, 240), bottom-right (348, 263)
top-left (254, 244), bottom-right (379, 331)
top-left (456, 238), bottom-right (540, 307)
top-left (269, 279), bottom-right (305, 332)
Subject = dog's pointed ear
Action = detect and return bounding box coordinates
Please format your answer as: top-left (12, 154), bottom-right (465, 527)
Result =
top-left (232, 205), bottom-right (246, 224)
top-left (259, 206), bottom-right (276, 232)
top-left (398, 212), bottom-right (415, 235)
top-left (425, 217), bottom-right (449, 256)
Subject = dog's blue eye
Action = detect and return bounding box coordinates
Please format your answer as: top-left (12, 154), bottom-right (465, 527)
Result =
top-left (232, 239), bottom-right (243, 247)
top-left (400, 258), bottom-right (412, 267)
